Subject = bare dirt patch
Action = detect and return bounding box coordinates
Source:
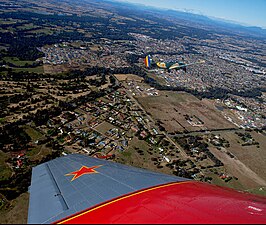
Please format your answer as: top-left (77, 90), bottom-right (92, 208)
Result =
top-left (43, 64), bottom-right (70, 74)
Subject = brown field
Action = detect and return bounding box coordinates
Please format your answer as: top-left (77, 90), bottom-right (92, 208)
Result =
top-left (209, 146), bottom-right (266, 190)
top-left (43, 64), bottom-right (70, 74)
top-left (137, 91), bottom-right (236, 133)
top-left (202, 130), bottom-right (266, 194)
top-left (89, 45), bottom-right (102, 52)
top-left (218, 131), bottom-right (266, 182)
top-left (114, 74), bottom-right (144, 82)
top-left (0, 193), bottom-right (29, 224)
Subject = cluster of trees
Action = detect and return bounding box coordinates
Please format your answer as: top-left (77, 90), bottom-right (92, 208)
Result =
top-left (176, 136), bottom-right (224, 167)
top-left (0, 170), bottom-right (32, 200)
top-left (235, 132), bottom-right (259, 146)
top-left (126, 54), bottom-right (141, 64)
top-left (0, 125), bottom-right (30, 152)
top-left (58, 82), bottom-right (90, 92)
top-left (2, 70), bottom-right (43, 81)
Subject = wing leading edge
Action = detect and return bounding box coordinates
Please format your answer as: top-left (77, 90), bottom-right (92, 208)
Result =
top-left (28, 154), bottom-right (266, 224)
top-left (28, 154), bottom-right (186, 224)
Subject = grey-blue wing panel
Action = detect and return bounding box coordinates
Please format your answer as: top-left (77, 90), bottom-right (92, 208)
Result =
top-left (28, 154), bottom-right (187, 224)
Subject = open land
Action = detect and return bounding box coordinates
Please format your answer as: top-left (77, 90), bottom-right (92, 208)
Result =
top-left (216, 131), bottom-right (266, 181)
top-left (0, 193), bottom-right (29, 224)
top-left (0, 0), bottom-right (265, 223)
top-left (137, 91), bottom-right (237, 133)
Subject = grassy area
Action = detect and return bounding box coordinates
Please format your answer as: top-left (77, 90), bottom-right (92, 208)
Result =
top-left (0, 201), bottom-right (4, 211)
top-left (0, 151), bottom-right (12, 182)
top-left (26, 142), bottom-right (51, 159)
top-left (0, 28), bottom-right (8, 33)
top-left (0, 118), bottom-right (5, 124)
top-left (2, 57), bottom-right (36, 67)
top-left (116, 136), bottom-right (171, 175)
top-left (26, 145), bottom-right (52, 162)
top-left (23, 126), bottom-right (43, 142)
top-left (12, 66), bottom-right (44, 74)
top-left (146, 72), bottom-right (168, 86)
top-left (120, 151), bottom-right (132, 159)
top-left (246, 187), bottom-right (266, 197)
top-left (0, 71), bottom-right (8, 76)
top-left (74, 109), bottom-right (84, 115)
top-left (26, 146), bottom-right (42, 157)
top-left (205, 171), bottom-right (246, 191)
top-left (1, 57), bottom-right (44, 73)
top-left (117, 137), bottom-right (149, 166)
top-left (137, 91), bottom-right (234, 133)
top-left (220, 131), bottom-right (266, 181)
top-left (0, 20), bottom-right (17, 25)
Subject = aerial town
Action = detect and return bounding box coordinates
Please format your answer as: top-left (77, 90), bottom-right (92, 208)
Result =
top-left (0, 0), bottom-right (265, 223)
top-left (38, 32), bottom-right (266, 129)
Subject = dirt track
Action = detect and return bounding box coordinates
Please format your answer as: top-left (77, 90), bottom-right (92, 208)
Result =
top-left (210, 147), bottom-right (266, 188)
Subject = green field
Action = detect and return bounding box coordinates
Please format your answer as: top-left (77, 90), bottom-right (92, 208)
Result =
top-left (0, 151), bottom-right (12, 181)
top-left (26, 146), bottom-right (42, 157)
top-left (26, 145), bottom-right (52, 162)
top-left (24, 126), bottom-right (43, 142)
top-left (1, 57), bottom-right (44, 73)
top-left (0, 118), bottom-right (5, 124)
top-left (0, 28), bottom-right (8, 33)
top-left (12, 66), bottom-right (44, 74)
top-left (117, 137), bottom-right (150, 166)
top-left (204, 171), bottom-right (246, 191)
top-left (0, 20), bottom-right (17, 25)
top-left (246, 187), bottom-right (266, 197)
top-left (2, 57), bottom-right (36, 67)
top-left (116, 136), bottom-right (172, 175)
top-left (23, 126), bottom-right (52, 160)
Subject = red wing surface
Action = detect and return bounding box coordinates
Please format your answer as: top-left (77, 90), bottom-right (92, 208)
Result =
top-left (28, 154), bottom-right (266, 224)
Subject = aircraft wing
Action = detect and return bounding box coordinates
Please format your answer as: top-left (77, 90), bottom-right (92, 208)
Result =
top-left (28, 154), bottom-right (186, 224)
top-left (28, 154), bottom-right (266, 224)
